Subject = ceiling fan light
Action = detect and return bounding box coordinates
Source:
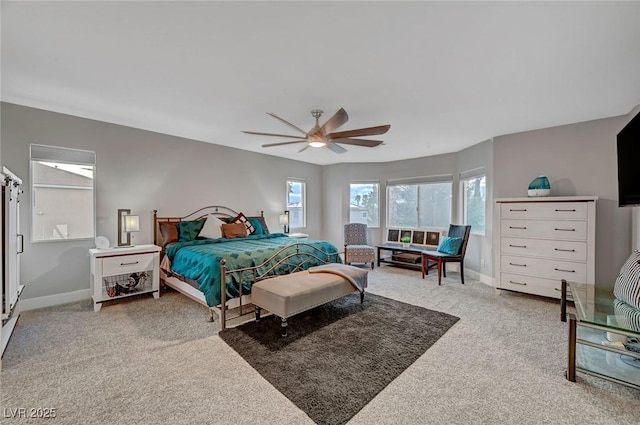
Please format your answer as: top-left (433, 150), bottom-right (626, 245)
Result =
top-left (309, 141), bottom-right (326, 148)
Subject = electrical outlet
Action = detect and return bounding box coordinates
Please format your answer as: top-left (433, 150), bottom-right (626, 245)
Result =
top-left (481, 259), bottom-right (486, 267)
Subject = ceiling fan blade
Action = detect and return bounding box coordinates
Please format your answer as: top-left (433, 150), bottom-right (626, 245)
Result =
top-left (298, 145), bottom-right (310, 153)
top-left (332, 138), bottom-right (384, 147)
top-left (266, 113), bottom-right (308, 136)
top-left (326, 142), bottom-right (348, 154)
top-left (262, 140), bottom-right (308, 148)
top-left (320, 108), bottom-right (349, 135)
top-left (243, 131), bottom-right (305, 139)
top-left (328, 124), bottom-right (390, 139)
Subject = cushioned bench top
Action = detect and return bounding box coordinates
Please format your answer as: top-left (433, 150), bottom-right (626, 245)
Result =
top-left (252, 270), bottom-right (362, 319)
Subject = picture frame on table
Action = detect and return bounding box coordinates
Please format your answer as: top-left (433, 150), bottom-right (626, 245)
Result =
top-left (387, 229), bottom-right (400, 242)
top-left (412, 231), bottom-right (425, 245)
top-left (426, 231), bottom-right (441, 246)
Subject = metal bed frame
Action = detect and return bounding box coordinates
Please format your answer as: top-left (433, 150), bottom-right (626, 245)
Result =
top-left (153, 206), bottom-right (341, 329)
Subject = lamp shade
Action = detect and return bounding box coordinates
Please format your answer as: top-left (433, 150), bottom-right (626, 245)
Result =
top-left (279, 213), bottom-right (289, 225)
top-left (124, 215), bottom-right (140, 232)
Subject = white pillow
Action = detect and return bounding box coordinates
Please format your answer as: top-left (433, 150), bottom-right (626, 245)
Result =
top-left (198, 215), bottom-right (225, 239)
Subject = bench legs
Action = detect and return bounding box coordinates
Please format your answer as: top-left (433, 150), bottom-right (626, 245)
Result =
top-left (360, 291), bottom-right (365, 304)
top-left (281, 317), bottom-right (288, 337)
top-left (255, 306), bottom-right (262, 322)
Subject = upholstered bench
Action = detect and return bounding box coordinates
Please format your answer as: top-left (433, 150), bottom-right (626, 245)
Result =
top-left (251, 264), bottom-right (368, 336)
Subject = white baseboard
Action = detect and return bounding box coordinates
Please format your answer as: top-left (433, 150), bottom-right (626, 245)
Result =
top-left (464, 268), bottom-right (494, 287)
top-left (20, 289), bottom-right (92, 311)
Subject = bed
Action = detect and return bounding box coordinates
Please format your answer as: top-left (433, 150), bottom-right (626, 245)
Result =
top-left (153, 206), bottom-right (342, 328)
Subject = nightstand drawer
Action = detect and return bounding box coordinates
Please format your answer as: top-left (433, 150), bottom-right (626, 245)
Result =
top-left (102, 253), bottom-right (155, 276)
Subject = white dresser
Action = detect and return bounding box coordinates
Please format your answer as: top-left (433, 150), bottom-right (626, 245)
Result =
top-left (494, 196), bottom-right (597, 299)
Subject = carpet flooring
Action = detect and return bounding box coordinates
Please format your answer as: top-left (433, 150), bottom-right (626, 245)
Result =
top-left (2, 266), bottom-right (640, 424)
top-left (219, 293), bottom-right (459, 425)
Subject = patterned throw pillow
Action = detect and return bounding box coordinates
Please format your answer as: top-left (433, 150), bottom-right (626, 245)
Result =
top-left (233, 212), bottom-right (255, 235)
top-left (177, 219), bottom-right (206, 242)
top-left (247, 217), bottom-right (264, 235)
top-left (437, 236), bottom-right (463, 256)
top-left (614, 298), bottom-right (640, 333)
top-left (614, 250), bottom-right (640, 309)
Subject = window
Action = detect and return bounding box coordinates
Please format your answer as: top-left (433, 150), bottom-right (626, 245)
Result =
top-left (387, 176), bottom-right (452, 229)
top-left (349, 182), bottom-right (379, 227)
top-left (30, 144), bottom-right (96, 242)
top-left (461, 172), bottom-right (486, 235)
top-left (286, 179), bottom-right (306, 229)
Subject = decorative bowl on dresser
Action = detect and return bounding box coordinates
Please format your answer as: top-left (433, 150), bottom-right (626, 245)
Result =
top-left (494, 196), bottom-right (597, 299)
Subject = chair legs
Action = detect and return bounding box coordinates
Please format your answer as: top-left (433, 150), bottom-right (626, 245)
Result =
top-left (423, 257), bottom-right (465, 285)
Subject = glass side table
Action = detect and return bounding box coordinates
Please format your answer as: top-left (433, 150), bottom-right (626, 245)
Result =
top-left (561, 280), bottom-right (640, 389)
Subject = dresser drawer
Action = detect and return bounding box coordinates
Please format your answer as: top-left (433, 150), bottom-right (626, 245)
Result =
top-left (101, 253), bottom-right (155, 276)
top-left (501, 202), bottom-right (587, 220)
top-left (501, 237), bottom-right (587, 262)
top-left (501, 255), bottom-right (587, 282)
top-left (501, 219), bottom-right (587, 240)
top-left (499, 273), bottom-right (563, 299)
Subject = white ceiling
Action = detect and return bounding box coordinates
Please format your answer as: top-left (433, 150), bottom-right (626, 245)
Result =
top-left (2, 1), bottom-right (640, 165)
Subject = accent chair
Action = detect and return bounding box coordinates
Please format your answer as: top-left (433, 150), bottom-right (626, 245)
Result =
top-left (421, 224), bottom-right (471, 285)
top-left (344, 223), bottom-right (375, 270)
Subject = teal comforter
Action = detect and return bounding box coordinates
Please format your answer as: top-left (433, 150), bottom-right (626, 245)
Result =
top-left (165, 233), bottom-right (341, 307)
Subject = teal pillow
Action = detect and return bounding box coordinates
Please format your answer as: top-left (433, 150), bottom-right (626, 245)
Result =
top-left (177, 219), bottom-right (205, 242)
top-left (247, 217), bottom-right (264, 235)
top-left (437, 236), bottom-right (463, 255)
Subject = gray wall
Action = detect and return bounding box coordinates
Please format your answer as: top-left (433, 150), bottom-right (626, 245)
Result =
top-left (1, 103), bottom-right (322, 299)
top-left (456, 139), bottom-right (494, 278)
top-left (321, 143), bottom-right (495, 282)
top-left (3, 101), bottom-right (637, 301)
top-left (322, 153), bottom-right (457, 249)
top-left (493, 111), bottom-right (636, 288)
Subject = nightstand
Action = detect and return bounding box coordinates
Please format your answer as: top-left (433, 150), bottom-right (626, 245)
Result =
top-left (288, 233), bottom-right (309, 239)
top-left (89, 244), bottom-right (161, 312)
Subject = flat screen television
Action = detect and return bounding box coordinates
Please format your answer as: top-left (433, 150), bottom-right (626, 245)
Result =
top-left (617, 110), bottom-right (640, 206)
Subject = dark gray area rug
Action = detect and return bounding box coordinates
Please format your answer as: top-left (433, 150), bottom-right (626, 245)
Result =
top-left (219, 293), bottom-right (460, 425)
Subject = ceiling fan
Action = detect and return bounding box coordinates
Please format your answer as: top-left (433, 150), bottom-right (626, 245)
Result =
top-left (242, 108), bottom-right (390, 154)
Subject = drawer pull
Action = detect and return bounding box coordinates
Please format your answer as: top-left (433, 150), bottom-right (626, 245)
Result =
top-left (554, 288), bottom-right (561, 292)
top-left (554, 267), bottom-right (575, 273)
top-left (120, 261), bottom-right (140, 266)
top-left (554, 248), bottom-right (576, 252)
top-left (554, 228), bottom-right (576, 232)
top-left (509, 226), bottom-right (527, 230)
top-left (509, 244), bottom-right (527, 248)
top-left (555, 209), bottom-right (576, 212)
top-left (509, 262), bottom-right (527, 267)
top-left (509, 280), bottom-right (527, 286)
top-left (509, 208), bottom-right (527, 212)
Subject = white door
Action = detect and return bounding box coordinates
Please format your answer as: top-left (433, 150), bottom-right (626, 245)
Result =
top-left (3, 168), bottom-right (22, 314)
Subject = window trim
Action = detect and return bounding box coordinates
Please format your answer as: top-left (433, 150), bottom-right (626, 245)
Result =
top-left (30, 144), bottom-right (96, 243)
top-left (460, 167), bottom-right (486, 236)
top-left (286, 178), bottom-right (306, 229)
top-left (349, 181), bottom-right (380, 228)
